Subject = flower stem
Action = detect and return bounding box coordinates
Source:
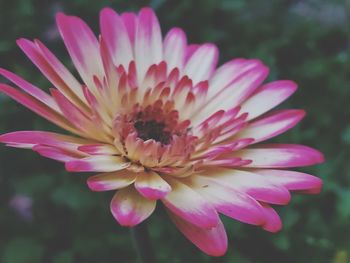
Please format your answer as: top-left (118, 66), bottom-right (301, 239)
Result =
top-left (131, 222), bottom-right (157, 263)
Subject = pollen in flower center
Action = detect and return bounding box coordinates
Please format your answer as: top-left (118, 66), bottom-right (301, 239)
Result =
top-left (134, 120), bottom-right (171, 144)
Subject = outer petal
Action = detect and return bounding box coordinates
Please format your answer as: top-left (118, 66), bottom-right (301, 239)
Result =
top-left (169, 212), bottom-right (228, 257)
top-left (235, 109), bottom-right (305, 143)
top-left (56, 13), bottom-right (104, 87)
top-left (16, 39), bottom-right (86, 105)
top-left (100, 8), bottom-right (133, 68)
top-left (200, 168), bottom-right (291, 205)
top-left (51, 89), bottom-right (92, 132)
top-left (65, 155), bottom-right (129, 172)
top-left (110, 187), bottom-right (156, 227)
top-left (135, 7), bottom-right (162, 82)
top-left (87, 170), bottom-right (137, 191)
top-left (163, 28), bottom-right (187, 72)
top-left (192, 64), bottom-right (268, 126)
top-left (236, 144), bottom-right (325, 168)
top-left (184, 43), bottom-right (218, 84)
top-left (162, 178), bottom-right (219, 228)
top-left (240, 80), bottom-right (298, 120)
top-left (261, 203), bottom-right (282, 232)
top-left (0, 130), bottom-right (90, 149)
top-left (78, 144), bottom-right (119, 155)
top-left (134, 171), bottom-right (171, 200)
top-left (0, 68), bottom-right (59, 111)
top-left (121, 12), bottom-right (138, 44)
top-left (188, 175), bottom-right (266, 225)
top-left (32, 145), bottom-right (84, 162)
top-left (208, 58), bottom-right (262, 99)
top-left (0, 84), bottom-right (79, 134)
top-left (209, 64), bottom-right (269, 109)
top-left (251, 169), bottom-right (322, 194)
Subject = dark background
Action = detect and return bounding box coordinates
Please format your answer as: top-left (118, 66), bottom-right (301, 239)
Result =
top-left (0, 0), bottom-right (349, 262)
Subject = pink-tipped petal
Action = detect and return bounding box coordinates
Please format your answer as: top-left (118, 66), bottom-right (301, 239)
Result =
top-left (236, 109), bottom-right (305, 143)
top-left (184, 43), bottom-right (218, 84)
top-left (169, 212), bottom-right (228, 257)
top-left (110, 187), bottom-right (156, 227)
top-left (32, 145), bottom-right (83, 162)
top-left (100, 8), bottom-right (133, 68)
top-left (87, 170), bottom-right (137, 191)
top-left (163, 28), bottom-right (187, 72)
top-left (16, 39), bottom-right (86, 105)
top-left (121, 12), bottom-right (138, 44)
top-left (208, 58), bottom-right (262, 99)
top-left (51, 89), bottom-right (92, 133)
top-left (135, 7), bottom-right (162, 82)
top-left (212, 64), bottom-right (269, 109)
top-left (65, 155), bottom-right (129, 172)
top-left (200, 168), bottom-right (291, 205)
top-left (134, 171), bottom-right (172, 200)
top-left (0, 130), bottom-right (89, 149)
top-left (188, 175), bottom-right (266, 225)
top-left (237, 144), bottom-right (325, 168)
top-left (260, 203), bottom-right (282, 232)
top-left (0, 68), bottom-right (59, 110)
top-left (0, 84), bottom-right (79, 134)
top-left (78, 144), bottom-right (119, 155)
top-left (56, 12), bottom-right (104, 86)
top-left (252, 169), bottom-right (323, 194)
top-left (192, 64), bottom-right (268, 126)
top-left (241, 80), bottom-right (298, 120)
top-left (162, 178), bottom-right (219, 228)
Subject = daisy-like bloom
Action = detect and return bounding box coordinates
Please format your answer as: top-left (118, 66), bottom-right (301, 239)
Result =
top-left (0, 7), bottom-right (324, 256)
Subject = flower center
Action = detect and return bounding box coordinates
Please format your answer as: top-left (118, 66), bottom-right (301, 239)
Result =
top-left (134, 119), bottom-right (171, 145)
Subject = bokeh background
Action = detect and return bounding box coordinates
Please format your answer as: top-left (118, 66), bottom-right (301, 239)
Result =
top-left (0, 0), bottom-right (349, 262)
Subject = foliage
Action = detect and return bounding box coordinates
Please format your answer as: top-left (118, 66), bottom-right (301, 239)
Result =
top-left (0, 0), bottom-right (349, 262)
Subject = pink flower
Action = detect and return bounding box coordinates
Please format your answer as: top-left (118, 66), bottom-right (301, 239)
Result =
top-left (0, 7), bottom-right (324, 256)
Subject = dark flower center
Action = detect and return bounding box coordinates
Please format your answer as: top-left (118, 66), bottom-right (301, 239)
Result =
top-left (134, 120), bottom-right (172, 145)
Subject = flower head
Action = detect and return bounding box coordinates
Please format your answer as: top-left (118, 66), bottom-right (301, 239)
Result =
top-left (0, 7), bottom-right (324, 256)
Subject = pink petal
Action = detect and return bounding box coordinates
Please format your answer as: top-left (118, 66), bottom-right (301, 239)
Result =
top-left (134, 171), bottom-right (171, 200)
top-left (192, 64), bottom-right (268, 126)
top-left (121, 12), bottom-right (138, 44)
top-left (0, 68), bottom-right (59, 110)
top-left (200, 168), bottom-right (291, 205)
top-left (65, 155), bottom-right (129, 172)
top-left (163, 28), bottom-right (187, 72)
top-left (135, 7), bottom-right (162, 82)
top-left (261, 203), bottom-right (282, 232)
top-left (87, 170), bottom-right (137, 191)
top-left (78, 144), bottom-right (119, 155)
top-left (184, 43), bottom-right (219, 84)
top-left (169, 212), bottom-right (228, 257)
top-left (211, 64), bottom-right (269, 110)
top-left (236, 109), bottom-right (305, 143)
top-left (188, 175), bottom-right (266, 225)
top-left (51, 89), bottom-right (92, 132)
top-left (251, 169), bottom-right (322, 194)
top-left (241, 80), bottom-right (298, 120)
top-left (0, 84), bottom-right (78, 134)
top-left (237, 144), bottom-right (325, 168)
top-left (100, 8), bottom-right (133, 68)
top-left (208, 58), bottom-right (262, 99)
top-left (32, 145), bottom-right (83, 162)
top-left (16, 39), bottom-right (86, 105)
top-left (162, 178), bottom-right (219, 228)
top-left (56, 13), bottom-right (104, 86)
top-left (185, 44), bottom-right (199, 62)
top-left (0, 130), bottom-right (90, 150)
top-left (110, 187), bottom-right (156, 226)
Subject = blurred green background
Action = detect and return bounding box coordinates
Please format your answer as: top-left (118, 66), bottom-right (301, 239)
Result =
top-left (0, 0), bottom-right (349, 262)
